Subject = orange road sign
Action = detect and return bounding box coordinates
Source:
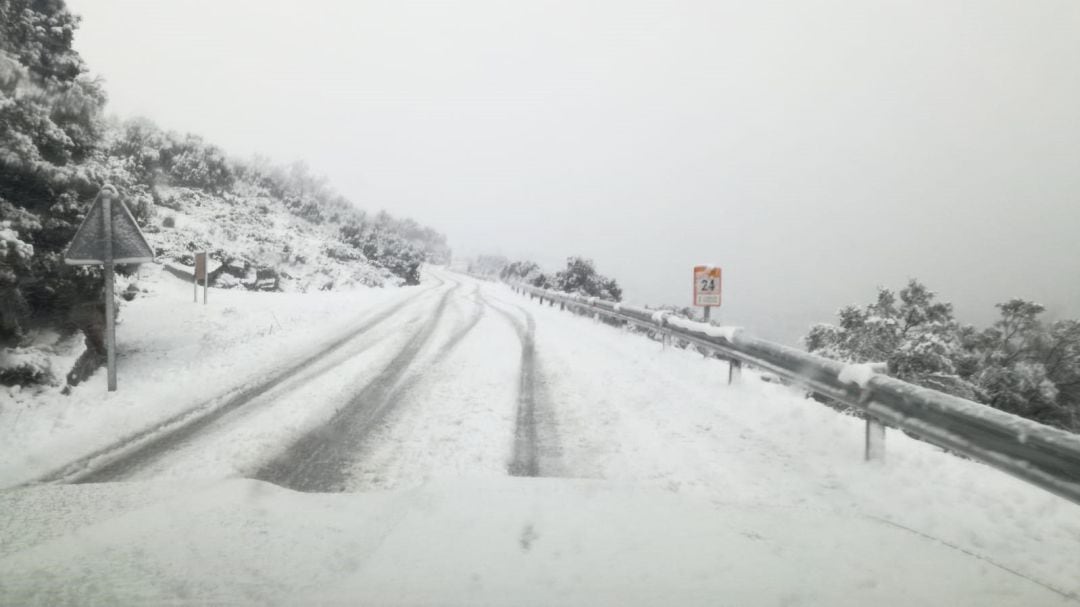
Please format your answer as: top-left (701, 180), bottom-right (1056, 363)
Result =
top-left (693, 266), bottom-right (722, 307)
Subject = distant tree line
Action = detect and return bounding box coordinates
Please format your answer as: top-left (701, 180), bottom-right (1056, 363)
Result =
top-left (807, 280), bottom-right (1080, 432)
top-left (469, 255), bottom-right (623, 302)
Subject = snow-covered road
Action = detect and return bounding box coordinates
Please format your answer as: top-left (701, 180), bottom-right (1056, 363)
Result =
top-left (2, 268), bottom-right (1079, 605)
top-left (57, 272), bottom-right (526, 491)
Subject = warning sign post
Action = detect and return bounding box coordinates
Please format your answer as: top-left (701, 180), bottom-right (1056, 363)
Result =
top-left (63, 184), bottom-right (154, 391)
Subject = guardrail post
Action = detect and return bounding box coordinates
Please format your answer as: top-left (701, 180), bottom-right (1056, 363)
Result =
top-left (856, 387), bottom-right (886, 461)
top-left (865, 417), bottom-right (885, 461)
top-left (728, 359), bottom-right (742, 384)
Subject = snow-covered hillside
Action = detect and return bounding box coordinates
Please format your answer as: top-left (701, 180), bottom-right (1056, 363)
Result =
top-left (149, 184), bottom-right (398, 292)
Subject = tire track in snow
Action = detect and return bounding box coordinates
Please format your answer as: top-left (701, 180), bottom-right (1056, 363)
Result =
top-left (253, 281), bottom-right (482, 492)
top-left (34, 277), bottom-right (448, 486)
top-left (481, 291), bottom-right (559, 478)
top-left (334, 283), bottom-right (496, 489)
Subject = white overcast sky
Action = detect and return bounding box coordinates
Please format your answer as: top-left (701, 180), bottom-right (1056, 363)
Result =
top-left (66, 0), bottom-right (1080, 342)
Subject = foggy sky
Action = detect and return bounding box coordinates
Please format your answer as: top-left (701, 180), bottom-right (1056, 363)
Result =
top-left (66, 0), bottom-right (1080, 343)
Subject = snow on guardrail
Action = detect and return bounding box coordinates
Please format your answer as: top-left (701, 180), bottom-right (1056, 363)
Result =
top-left (664, 316), bottom-right (742, 342)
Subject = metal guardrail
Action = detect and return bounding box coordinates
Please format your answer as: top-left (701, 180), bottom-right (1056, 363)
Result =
top-left (511, 283), bottom-right (1080, 506)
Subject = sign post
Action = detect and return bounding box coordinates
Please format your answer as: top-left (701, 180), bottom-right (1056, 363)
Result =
top-left (194, 251), bottom-right (208, 304)
top-left (101, 193), bottom-right (116, 390)
top-left (64, 184), bottom-right (155, 391)
top-left (693, 265), bottom-right (722, 322)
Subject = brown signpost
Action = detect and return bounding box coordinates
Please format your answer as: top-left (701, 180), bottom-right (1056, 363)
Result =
top-left (64, 184), bottom-right (155, 391)
top-left (194, 251), bottom-right (208, 304)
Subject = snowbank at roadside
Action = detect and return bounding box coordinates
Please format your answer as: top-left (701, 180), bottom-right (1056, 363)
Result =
top-left (0, 263), bottom-right (421, 488)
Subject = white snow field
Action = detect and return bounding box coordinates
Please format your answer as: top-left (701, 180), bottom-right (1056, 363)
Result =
top-left (1, 268), bottom-right (1078, 605)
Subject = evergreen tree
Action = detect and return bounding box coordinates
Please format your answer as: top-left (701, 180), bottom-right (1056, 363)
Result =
top-left (1, 0), bottom-right (108, 345)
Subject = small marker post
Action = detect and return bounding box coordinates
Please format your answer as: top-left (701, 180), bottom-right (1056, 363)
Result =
top-left (194, 251), bottom-right (208, 304)
top-left (865, 412), bottom-right (886, 462)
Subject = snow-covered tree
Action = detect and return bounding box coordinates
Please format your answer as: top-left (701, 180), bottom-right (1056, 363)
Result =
top-left (807, 284), bottom-right (1080, 431)
top-left (499, 260), bottom-right (551, 287)
top-left (806, 280), bottom-right (960, 383)
top-left (1, 0), bottom-right (108, 349)
top-left (966, 300), bottom-right (1076, 428)
top-left (553, 257), bottom-right (622, 302)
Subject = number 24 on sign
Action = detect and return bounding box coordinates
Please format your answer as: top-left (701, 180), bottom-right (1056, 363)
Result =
top-left (694, 266), bottom-right (721, 307)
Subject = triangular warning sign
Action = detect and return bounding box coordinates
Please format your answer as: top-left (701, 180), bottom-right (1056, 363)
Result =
top-left (64, 186), bottom-right (155, 265)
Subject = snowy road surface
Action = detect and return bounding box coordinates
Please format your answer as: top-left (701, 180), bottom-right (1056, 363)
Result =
top-left (2, 268), bottom-right (1079, 605)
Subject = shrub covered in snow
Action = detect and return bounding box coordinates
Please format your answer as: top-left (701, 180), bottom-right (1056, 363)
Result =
top-left (500, 260), bottom-right (549, 288)
top-left (0, 347), bottom-right (54, 386)
top-left (497, 257), bottom-right (622, 302)
top-left (494, 253), bottom-right (622, 298)
top-left (806, 281), bottom-right (1080, 431)
top-left (553, 257), bottom-right (622, 302)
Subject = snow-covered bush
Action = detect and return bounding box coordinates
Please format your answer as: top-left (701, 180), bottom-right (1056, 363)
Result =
top-left (553, 257), bottom-right (622, 302)
top-left (0, 346), bottom-right (55, 386)
top-left (499, 260), bottom-right (551, 287)
top-left (496, 256), bottom-right (621, 301)
top-left (339, 223), bottom-right (424, 285)
top-left (807, 282), bottom-right (1080, 431)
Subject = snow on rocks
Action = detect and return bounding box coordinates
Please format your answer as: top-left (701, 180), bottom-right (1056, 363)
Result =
top-left (150, 185), bottom-right (398, 293)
